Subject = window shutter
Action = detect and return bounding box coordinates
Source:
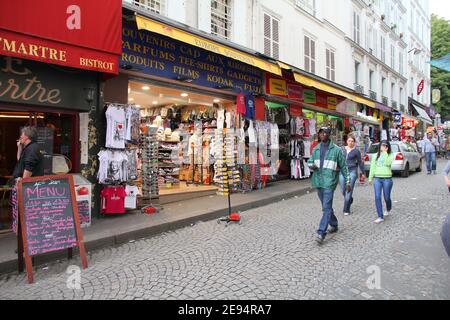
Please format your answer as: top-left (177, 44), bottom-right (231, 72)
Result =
top-left (272, 18), bottom-right (279, 59)
top-left (311, 39), bottom-right (315, 74)
top-left (264, 14), bottom-right (271, 56)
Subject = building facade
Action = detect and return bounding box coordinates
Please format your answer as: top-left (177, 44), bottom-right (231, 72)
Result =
top-left (123, 0), bottom-right (431, 116)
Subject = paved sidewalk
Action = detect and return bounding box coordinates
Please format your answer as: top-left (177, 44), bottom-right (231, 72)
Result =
top-left (0, 179), bottom-right (312, 275)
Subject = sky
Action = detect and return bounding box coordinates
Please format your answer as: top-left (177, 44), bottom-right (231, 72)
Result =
top-left (429, 0), bottom-right (450, 20)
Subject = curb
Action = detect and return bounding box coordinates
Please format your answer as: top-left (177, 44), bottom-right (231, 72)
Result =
top-left (0, 186), bottom-right (313, 275)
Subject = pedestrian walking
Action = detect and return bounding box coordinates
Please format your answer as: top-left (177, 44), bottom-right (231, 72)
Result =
top-left (339, 134), bottom-right (365, 216)
top-left (445, 135), bottom-right (450, 160)
top-left (422, 132), bottom-right (439, 175)
top-left (368, 140), bottom-right (394, 224)
top-left (308, 126), bottom-right (350, 244)
top-left (443, 160), bottom-right (450, 193)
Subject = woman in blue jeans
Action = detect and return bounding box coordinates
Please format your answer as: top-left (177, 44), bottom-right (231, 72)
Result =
top-left (368, 141), bottom-right (394, 223)
top-left (339, 134), bottom-right (365, 215)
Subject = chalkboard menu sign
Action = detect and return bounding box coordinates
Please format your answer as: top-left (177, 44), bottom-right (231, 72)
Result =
top-left (36, 127), bottom-right (54, 175)
top-left (17, 175), bottom-right (87, 284)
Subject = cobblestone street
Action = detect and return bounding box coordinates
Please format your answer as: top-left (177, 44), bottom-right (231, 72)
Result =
top-left (1, 161), bottom-right (449, 300)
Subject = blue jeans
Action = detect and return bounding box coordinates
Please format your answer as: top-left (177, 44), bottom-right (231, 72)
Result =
top-left (317, 188), bottom-right (338, 237)
top-left (339, 170), bottom-right (358, 213)
top-left (425, 152), bottom-right (436, 172)
top-left (373, 178), bottom-right (393, 219)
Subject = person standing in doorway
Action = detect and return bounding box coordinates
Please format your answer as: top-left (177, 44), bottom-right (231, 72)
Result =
top-left (13, 126), bottom-right (44, 184)
top-left (10, 126), bottom-right (43, 237)
top-left (339, 134), bottom-right (365, 216)
top-left (368, 140), bottom-right (394, 224)
top-left (422, 132), bottom-right (439, 175)
top-left (308, 126), bottom-right (350, 244)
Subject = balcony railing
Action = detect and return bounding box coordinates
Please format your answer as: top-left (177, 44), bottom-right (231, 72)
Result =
top-left (382, 96), bottom-right (388, 105)
top-left (391, 101), bottom-right (398, 109)
top-left (354, 83), bottom-right (364, 94)
top-left (369, 90), bottom-right (377, 100)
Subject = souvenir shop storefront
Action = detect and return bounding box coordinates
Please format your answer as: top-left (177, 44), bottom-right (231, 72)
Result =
top-left (101, 14), bottom-right (283, 209)
top-left (350, 103), bottom-right (386, 154)
top-left (265, 73), bottom-right (351, 181)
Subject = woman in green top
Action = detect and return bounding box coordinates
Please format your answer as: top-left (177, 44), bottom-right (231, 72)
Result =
top-left (368, 140), bottom-right (394, 223)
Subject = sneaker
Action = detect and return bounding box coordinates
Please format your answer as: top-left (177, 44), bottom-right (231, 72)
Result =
top-left (328, 226), bottom-right (338, 233)
top-left (374, 218), bottom-right (384, 224)
top-left (433, 171), bottom-right (437, 175)
top-left (427, 172), bottom-right (431, 175)
top-left (384, 211), bottom-right (389, 217)
top-left (343, 212), bottom-right (350, 216)
top-left (315, 234), bottom-right (324, 244)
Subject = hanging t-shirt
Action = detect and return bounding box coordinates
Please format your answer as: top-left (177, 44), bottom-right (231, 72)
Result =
top-left (254, 97), bottom-right (265, 121)
top-left (248, 120), bottom-right (257, 144)
top-left (98, 150), bottom-right (128, 184)
top-left (101, 186), bottom-right (127, 214)
top-left (245, 94), bottom-right (255, 120)
top-left (125, 185), bottom-right (139, 209)
top-left (126, 106), bottom-right (141, 144)
top-left (236, 93), bottom-right (246, 115)
top-left (270, 123), bottom-right (279, 149)
top-left (303, 118), bottom-right (311, 137)
top-left (309, 118), bottom-right (317, 136)
top-left (106, 105), bottom-right (126, 149)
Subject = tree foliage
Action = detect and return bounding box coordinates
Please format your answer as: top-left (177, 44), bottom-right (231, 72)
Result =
top-left (431, 15), bottom-right (450, 120)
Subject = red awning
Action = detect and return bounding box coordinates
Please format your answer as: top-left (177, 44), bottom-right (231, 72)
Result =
top-left (0, 0), bottom-right (122, 74)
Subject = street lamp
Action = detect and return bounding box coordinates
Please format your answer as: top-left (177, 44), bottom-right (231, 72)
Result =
top-left (408, 48), bottom-right (422, 55)
top-left (84, 87), bottom-right (95, 111)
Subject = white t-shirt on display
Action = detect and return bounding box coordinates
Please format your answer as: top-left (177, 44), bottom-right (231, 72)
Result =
top-left (106, 106), bottom-right (126, 149)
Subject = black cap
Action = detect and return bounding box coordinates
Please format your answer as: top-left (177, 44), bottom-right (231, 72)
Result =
top-left (318, 127), bottom-right (331, 134)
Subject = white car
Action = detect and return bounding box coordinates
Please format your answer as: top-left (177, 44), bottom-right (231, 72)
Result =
top-left (363, 141), bottom-right (423, 178)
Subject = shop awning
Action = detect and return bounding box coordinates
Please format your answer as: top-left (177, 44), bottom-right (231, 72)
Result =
top-left (412, 104), bottom-right (433, 125)
top-left (293, 72), bottom-right (376, 108)
top-left (0, 0), bottom-right (122, 74)
top-left (135, 15), bottom-right (282, 76)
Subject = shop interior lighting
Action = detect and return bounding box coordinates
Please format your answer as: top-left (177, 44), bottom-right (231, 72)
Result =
top-left (128, 87), bottom-right (131, 94)
top-left (181, 93), bottom-right (189, 97)
top-left (128, 98), bottom-right (134, 102)
top-left (152, 101), bottom-right (158, 105)
top-left (0, 115), bottom-right (44, 119)
top-left (142, 86), bottom-right (150, 90)
top-left (213, 99), bottom-right (220, 103)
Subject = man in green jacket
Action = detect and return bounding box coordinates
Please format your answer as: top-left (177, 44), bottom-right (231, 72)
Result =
top-left (307, 127), bottom-right (351, 244)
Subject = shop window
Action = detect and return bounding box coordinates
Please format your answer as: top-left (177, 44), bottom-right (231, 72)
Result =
top-left (263, 13), bottom-right (280, 59)
top-left (326, 48), bottom-right (335, 82)
top-left (132, 0), bottom-right (165, 15)
top-left (211, 0), bottom-right (232, 40)
top-left (304, 35), bottom-right (315, 74)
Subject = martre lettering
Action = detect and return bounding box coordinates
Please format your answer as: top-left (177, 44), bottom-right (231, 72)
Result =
top-left (0, 57), bottom-right (62, 104)
top-left (0, 37), bottom-right (67, 62)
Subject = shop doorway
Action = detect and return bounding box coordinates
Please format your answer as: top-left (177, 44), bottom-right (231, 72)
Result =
top-left (127, 79), bottom-right (237, 203)
top-left (0, 110), bottom-right (78, 232)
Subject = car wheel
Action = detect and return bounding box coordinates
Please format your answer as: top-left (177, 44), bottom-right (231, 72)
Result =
top-left (401, 163), bottom-right (410, 177)
top-left (416, 160), bottom-right (422, 172)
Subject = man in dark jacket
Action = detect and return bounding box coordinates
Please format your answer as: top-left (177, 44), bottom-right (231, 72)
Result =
top-left (12, 126), bottom-right (43, 183)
